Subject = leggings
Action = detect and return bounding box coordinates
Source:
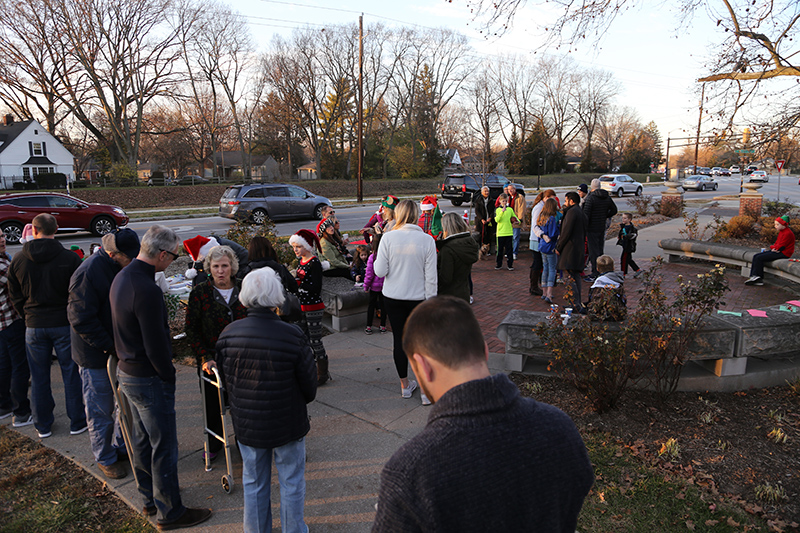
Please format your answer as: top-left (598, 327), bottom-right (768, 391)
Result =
top-left (383, 296), bottom-right (423, 379)
top-left (367, 290), bottom-right (386, 327)
top-left (496, 236), bottom-right (513, 268)
top-left (302, 309), bottom-right (327, 362)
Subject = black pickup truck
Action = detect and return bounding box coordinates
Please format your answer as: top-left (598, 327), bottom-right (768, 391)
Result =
top-left (440, 174), bottom-right (524, 206)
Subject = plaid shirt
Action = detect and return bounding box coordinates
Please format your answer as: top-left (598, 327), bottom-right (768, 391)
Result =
top-left (0, 253), bottom-right (21, 330)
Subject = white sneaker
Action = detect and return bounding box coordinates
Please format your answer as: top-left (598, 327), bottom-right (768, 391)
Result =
top-left (401, 380), bottom-right (417, 399)
top-left (469, 296), bottom-right (474, 304)
top-left (421, 392), bottom-right (431, 406)
top-left (744, 276), bottom-right (763, 286)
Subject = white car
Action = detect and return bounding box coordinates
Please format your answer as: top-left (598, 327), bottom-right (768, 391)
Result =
top-left (729, 165), bottom-right (741, 174)
top-left (598, 174), bottom-right (643, 197)
top-left (749, 170), bottom-right (770, 182)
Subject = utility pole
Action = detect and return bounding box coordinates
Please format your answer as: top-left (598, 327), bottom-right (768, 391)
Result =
top-left (357, 15), bottom-right (364, 203)
top-left (693, 84), bottom-right (705, 175)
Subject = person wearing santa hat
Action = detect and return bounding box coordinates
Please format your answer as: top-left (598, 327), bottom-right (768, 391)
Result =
top-left (183, 235), bottom-right (249, 287)
top-left (418, 196), bottom-right (442, 239)
top-left (745, 215), bottom-right (796, 286)
top-left (289, 229), bottom-right (331, 385)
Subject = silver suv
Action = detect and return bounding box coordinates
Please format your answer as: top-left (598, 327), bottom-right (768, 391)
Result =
top-left (219, 183), bottom-right (332, 223)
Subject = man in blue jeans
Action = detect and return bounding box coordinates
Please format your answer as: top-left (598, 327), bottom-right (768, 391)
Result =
top-left (110, 225), bottom-right (211, 530)
top-left (0, 232), bottom-right (32, 428)
top-left (68, 229), bottom-right (140, 480)
top-left (8, 214), bottom-right (84, 439)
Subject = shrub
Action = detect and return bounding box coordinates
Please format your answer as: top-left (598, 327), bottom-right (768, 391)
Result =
top-left (714, 215), bottom-right (755, 240)
top-left (762, 198), bottom-right (795, 218)
top-left (626, 194), bottom-right (655, 216)
top-left (109, 162), bottom-right (137, 187)
top-left (223, 218), bottom-right (296, 268)
top-left (653, 197), bottom-right (684, 218)
top-left (35, 172), bottom-right (68, 189)
top-left (679, 212), bottom-right (721, 241)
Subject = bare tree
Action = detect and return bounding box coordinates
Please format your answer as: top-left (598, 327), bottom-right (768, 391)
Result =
top-left (596, 105), bottom-right (641, 171)
top-left (466, 71), bottom-right (501, 174)
top-left (492, 54), bottom-right (542, 149)
top-left (571, 68), bottom-right (620, 168)
top-left (537, 56), bottom-right (581, 155)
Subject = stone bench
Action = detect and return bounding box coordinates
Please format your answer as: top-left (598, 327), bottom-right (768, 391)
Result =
top-left (658, 238), bottom-right (800, 284)
top-left (496, 307), bottom-right (800, 391)
top-left (320, 276), bottom-right (370, 332)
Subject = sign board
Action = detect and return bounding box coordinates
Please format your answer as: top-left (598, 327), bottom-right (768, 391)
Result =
top-left (776, 159), bottom-right (786, 171)
top-left (735, 149), bottom-right (755, 154)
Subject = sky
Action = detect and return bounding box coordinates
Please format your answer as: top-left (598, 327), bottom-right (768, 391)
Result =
top-left (227, 0), bottom-right (725, 149)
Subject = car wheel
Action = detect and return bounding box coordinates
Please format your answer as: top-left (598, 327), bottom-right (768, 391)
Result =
top-left (700, 184), bottom-right (705, 191)
top-left (313, 204), bottom-right (327, 220)
top-left (635, 187), bottom-right (643, 196)
top-left (616, 188), bottom-right (624, 198)
top-left (714, 184), bottom-right (718, 191)
top-left (451, 199), bottom-right (463, 206)
top-left (251, 208), bottom-right (268, 225)
top-left (91, 216), bottom-right (116, 236)
top-left (1, 222), bottom-right (23, 244)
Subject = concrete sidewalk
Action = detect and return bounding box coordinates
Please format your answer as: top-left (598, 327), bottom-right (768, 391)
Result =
top-left (3, 329), bottom-right (508, 532)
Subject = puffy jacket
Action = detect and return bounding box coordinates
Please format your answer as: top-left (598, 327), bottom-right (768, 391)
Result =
top-left (68, 249), bottom-right (120, 369)
top-left (9, 238), bottom-right (82, 328)
top-left (363, 254), bottom-right (384, 293)
top-left (217, 308), bottom-right (317, 449)
top-left (437, 232), bottom-right (479, 302)
top-left (582, 189), bottom-right (617, 234)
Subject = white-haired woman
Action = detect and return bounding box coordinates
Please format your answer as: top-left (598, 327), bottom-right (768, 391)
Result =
top-left (373, 199), bottom-right (437, 405)
top-left (185, 245), bottom-right (247, 461)
top-left (216, 267), bottom-right (317, 533)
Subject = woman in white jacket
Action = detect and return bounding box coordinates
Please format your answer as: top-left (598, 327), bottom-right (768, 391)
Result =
top-left (373, 199), bottom-right (437, 405)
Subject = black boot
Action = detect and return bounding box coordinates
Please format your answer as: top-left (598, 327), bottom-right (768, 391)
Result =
top-left (316, 357), bottom-right (331, 386)
top-left (529, 269), bottom-right (543, 295)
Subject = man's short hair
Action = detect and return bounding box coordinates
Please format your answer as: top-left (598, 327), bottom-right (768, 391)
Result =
top-left (597, 255), bottom-right (614, 273)
top-left (590, 178), bottom-right (601, 190)
top-left (403, 296), bottom-right (485, 369)
top-left (140, 225), bottom-right (179, 259)
top-left (239, 267), bottom-right (286, 309)
top-left (32, 213), bottom-right (57, 236)
top-left (565, 191), bottom-right (580, 205)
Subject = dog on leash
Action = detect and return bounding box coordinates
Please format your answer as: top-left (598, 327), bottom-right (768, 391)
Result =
top-left (479, 243), bottom-right (491, 260)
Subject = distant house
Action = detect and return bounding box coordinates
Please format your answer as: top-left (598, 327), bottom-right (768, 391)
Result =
top-left (137, 161), bottom-right (159, 181)
top-left (297, 162), bottom-right (318, 180)
top-left (439, 148), bottom-right (462, 174)
top-left (214, 151), bottom-right (281, 181)
top-left (0, 115), bottom-right (75, 189)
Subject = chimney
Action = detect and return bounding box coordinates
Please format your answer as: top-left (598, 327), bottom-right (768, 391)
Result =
top-left (3, 114), bottom-right (13, 126)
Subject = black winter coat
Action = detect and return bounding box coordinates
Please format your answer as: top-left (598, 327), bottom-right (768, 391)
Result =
top-left (582, 189), bottom-right (617, 234)
top-left (556, 204), bottom-right (587, 271)
top-left (437, 232), bottom-right (479, 302)
top-left (68, 250), bottom-right (120, 369)
top-left (9, 238), bottom-right (82, 328)
top-left (217, 308), bottom-right (317, 449)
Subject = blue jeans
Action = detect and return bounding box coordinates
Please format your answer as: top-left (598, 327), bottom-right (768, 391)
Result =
top-left (542, 253), bottom-right (557, 287)
top-left (240, 439), bottom-right (308, 533)
top-left (750, 250), bottom-right (785, 278)
top-left (512, 227), bottom-right (521, 255)
top-left (117, 370), bottom-right (185, 523)
top-left (25, 326), bottom-right (85, 433)
top-left (0, 319), bottom-right (30, 417)
top-left (79, 366), bottom-right (125, 466)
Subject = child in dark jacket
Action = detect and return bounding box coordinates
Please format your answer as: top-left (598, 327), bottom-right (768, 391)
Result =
top-left (363, 237), bottom-right (386, 334)
top-left (616, 213), bottom-right (642, 278)
top-left (351, 245), bottom-right (370, 284)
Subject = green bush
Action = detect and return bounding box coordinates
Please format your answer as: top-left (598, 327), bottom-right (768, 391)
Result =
top-left (223, 219), bottom-right (296, 268)
top-left (109, 162), bottom-right (137, 187)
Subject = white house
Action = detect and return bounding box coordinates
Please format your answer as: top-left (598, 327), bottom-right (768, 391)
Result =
top-left (0, 115), bottom-right (75, 189)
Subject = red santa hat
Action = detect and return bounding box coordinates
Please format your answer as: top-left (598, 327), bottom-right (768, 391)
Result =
top-left (289, 229), bottom-right (320, 255)
top-left (420, 195), bottom-right (438, 211)
top-left (183, 235), bottom-right (219, 279)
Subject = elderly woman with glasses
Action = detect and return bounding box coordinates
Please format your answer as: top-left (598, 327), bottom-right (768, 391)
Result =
top-left (185, 245), bottom-right (247, 463)
top-left (216, 267), bottom-right (317, 533)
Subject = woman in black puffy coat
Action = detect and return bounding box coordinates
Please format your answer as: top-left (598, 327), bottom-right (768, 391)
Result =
top-left (216, 267), bottom-right (317, 533)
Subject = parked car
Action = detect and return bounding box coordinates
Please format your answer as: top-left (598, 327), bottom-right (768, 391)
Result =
top-left (0, 192), bottom-right (128, 244)
top-left (218, 183), bottom-right (332, 223)
top-left (748, 170), bottom-right (769, 182)
top-left (171, 175), bottom-right (212, 186)
top-left (682, 175), bottom-right (719, 191)
top-left (729, 165), bottom-right (741, 174)
top-left (598, 174), bottom-right (643, 197)
top-left (440, 174), bottom-right (524, 206)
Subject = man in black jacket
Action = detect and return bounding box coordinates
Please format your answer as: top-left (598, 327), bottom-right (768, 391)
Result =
top-left (472, 186), bottom-right (495, 255)
top-left (582, 179), bottom-right (618, 281)
top-left (557, 192), bottom-right (589, 311)
top-left (373, 296), bottom-right (594, 532)
top-left (68, 228), bottom-right (139, 480)
top-left (110, 225), bottom-right (212, 530)
top-left (8, 213), bottom-right (84, 439)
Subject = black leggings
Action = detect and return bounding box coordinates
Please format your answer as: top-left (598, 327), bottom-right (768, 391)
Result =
top-left (497, 236), bottom-right (513, 268)
top-left (383, 296), bottom-right (423, 379)
top-left (367, 290), bottom-right (386, 327)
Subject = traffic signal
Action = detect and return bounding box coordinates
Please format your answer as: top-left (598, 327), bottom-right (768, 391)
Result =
top-left (742, 127), bottom-right (751, 144)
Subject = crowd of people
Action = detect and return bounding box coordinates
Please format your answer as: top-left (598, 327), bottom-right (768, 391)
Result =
top-left (6, 186), bottom-right (793, 532)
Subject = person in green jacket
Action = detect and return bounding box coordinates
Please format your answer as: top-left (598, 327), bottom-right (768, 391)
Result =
top-left (318, 218), bottom-right (352, 279)
top-left (437, 213), bottom-right (479, 303)
top-left (494, 193), bottom-right (518, 271)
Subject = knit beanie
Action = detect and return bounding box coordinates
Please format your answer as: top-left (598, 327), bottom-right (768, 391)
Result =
top-left (316, 218), bottom-right (334, 237)
top-left (183, 235), bottom-right (219, 279)
top-left (776, 215), bottom-right (790, 227)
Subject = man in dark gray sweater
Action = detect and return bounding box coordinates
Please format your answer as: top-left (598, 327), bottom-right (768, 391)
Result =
top-left (372, 296), bottom-right (594, 533)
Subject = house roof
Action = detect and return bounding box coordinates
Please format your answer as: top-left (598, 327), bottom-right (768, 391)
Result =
top-left (23, 156), bottom-right (56, 165)
top-left (214, 151), bottom-right (275, 168)
top-left (0, 119), bottom-right (35, 155)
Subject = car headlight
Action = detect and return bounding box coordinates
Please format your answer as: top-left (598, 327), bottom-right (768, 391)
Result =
top-left (113, 207), bottom-right (126, 216)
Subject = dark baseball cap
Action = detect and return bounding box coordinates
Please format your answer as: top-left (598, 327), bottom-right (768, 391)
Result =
top-left (576, 184), bottom-right (588, 193)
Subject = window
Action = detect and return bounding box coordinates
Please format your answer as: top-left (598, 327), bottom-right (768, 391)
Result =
top-left (32, 143), bottom-right (42, 156)
top-left (8, 196), bottom-right (49, 207)
top-left (23, 168), bottom-right (30, 179)
top-left (243, 188), bottom-right (264, 198)
top-left (48, 196), bottom-right (81, 208)
top-left (287, 186), bottom-right (307, 198)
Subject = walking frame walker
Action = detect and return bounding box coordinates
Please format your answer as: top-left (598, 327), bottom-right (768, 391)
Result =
top-left (201, 366), bottom-right (236, 493)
